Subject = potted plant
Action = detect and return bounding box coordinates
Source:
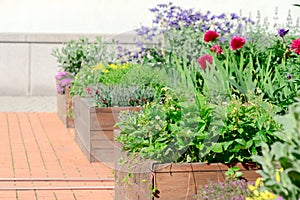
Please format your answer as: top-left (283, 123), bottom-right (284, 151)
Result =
top-left (113, 3), bottom-right (300, 198)
top-left (72, 62), bottom-right (168, 163)
top-left (52, 37), bottom-right (112, 128)
top-left (55, 71), bottom-right (74, 127)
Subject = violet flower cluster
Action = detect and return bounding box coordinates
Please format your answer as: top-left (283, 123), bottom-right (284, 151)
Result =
top-left (116, 2), bottom-right (255, 63)
top-left (55, 71), bottom-right (73, 94)
top-left (136, 2), bottom-right (255, 41)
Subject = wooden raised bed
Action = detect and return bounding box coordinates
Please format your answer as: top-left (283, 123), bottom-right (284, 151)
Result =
top-left (57, 86), bottom-right (74, 128)
top-left (73, 96), bottom-right (140, 163)
top-left (114, 149), bottom-right (260, 200)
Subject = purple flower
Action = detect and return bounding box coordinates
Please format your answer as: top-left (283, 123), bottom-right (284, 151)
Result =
top-left (60, 78), bottom-right (72, 87)
top-left (55, 71), bottom-right (68, 80)
top-left (231, 13), bottom-right (239, 20)
top-left (278, 28), bottom-right (289, 37)
top-left (286, 74), bottom-right (292, 79)
top-left (157, 3), bottom-right (167, 8)
top-left (149, 7), bottom-right (159, 12)
top-left (218, 13), bottom-right (226, 19)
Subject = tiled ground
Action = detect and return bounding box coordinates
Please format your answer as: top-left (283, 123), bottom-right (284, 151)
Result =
top-left (0, 96), bottom-right (56, 112)
top-left (0, 112), bottom-right (114, 200)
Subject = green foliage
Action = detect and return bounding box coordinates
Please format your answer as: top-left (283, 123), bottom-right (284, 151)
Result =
top-left (199, 95), bottom-right (281, 163)
top-left (69, 64), bottom-right (103, 97)
top-left (99, 63), bottom-right (135, 85)
top-left (117, 87), bottom-right (211, 163)
top-left (52, 37), bottom-right (113, 75)
top-left (252, 99), bottom-right (300, 199)
top-left (225, 166), bottom-right (243, 181)
top-left (88, 84), bottom-right (156, 107)
top-left (118, 64), bottom-right (169, 89)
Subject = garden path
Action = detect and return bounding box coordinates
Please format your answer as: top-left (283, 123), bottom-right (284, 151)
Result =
top-left (0, 112), bottom-right (114, 200)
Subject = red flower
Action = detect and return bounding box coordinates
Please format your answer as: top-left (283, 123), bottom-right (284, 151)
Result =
top-left (291, 38), bottom-right (300, 55)
top-left (230, 36), bottom-right (246, 50)
top-left (210, 45), bottom-right (223, 54)
top-left (204, 30), bottom-right (219, 42)
top-left (197, 54), bottom-right (213, 70)
top-left (86, 87), bottom-right (91, 95)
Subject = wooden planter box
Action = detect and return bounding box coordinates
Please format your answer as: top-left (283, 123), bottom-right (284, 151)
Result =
top-left (73, 96), bottom-right (140, 163)
top-left (57, 86), bottom-right (74, 128)
top-left (114, 148), bottom-right (260, 200)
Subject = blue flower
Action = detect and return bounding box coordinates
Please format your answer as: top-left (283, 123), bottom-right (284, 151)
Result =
top-left (230, 13), bottom-right (239, 20)
top-left (157, 3), bottom-right (167, 8)
top-left (278, 28), bottom-right (289, 37)
top-left (149, 7), bottom-right (159, 13)
top-left (218, 13), bottom-right (226, 19)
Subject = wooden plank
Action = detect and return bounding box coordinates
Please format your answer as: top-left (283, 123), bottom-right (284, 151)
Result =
top-left (91, 149), bottom-right (114, 162)
top-left (153, 162), bottom-right (260, 200)
top-left (91, 130), bottom-right (114, 140)
top-left (57, 93), bottom-right (67, 125)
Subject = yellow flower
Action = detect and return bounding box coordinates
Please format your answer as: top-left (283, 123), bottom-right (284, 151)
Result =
top-left (261, 190), bottom-right (276, 199)
top-left (247, 178), bottom-right (277, 200)
top-left (276, 168), bottom-right (283, 182)
top-left (121, 63), bottom-right (130, 69)
top-left (248, 185), bottom-right (256, 191)
top-left (102, 69), bottom-right (109, 73)
top-left (253, 190), bottom-right (259, 196)
top-left (108, 64), bottom-right (118, 69)
top-left (276, 171), bottom-right (280, 182)
top-left (93, 62), bottom-right (104, 70)
top-left (255, 178), bottom-right (263, 187)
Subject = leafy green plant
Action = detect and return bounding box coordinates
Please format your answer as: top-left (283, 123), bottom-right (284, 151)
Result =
top-left (99, 62), bottom-right (135, 85)
top-left (70, 63), bottom-right (103, 97)
top-left (116, 87), bottom-right (210, 163)
top-left (200, 95), bottom-right (281, 163)
top-left (87, 84), bottom-right (156, 107)
top-left (52, 37), bottom-right (113, 76)
top-left (225, 166), bottom-right (243, 181)
top-left (252, 98), bottom-right (300, 199)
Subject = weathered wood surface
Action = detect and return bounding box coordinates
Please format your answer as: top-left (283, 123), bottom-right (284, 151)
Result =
top-left (114, 158), bottom-right (260, 200)
top-left (56, 86), bottom-right (74, 128)
top-left (152, 162), bottom-right (260, 200)
top-left (74, 96), bottom-right (140, 163)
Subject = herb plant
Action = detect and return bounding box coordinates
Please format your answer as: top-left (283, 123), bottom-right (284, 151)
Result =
top-left (52, 37), bottom-right (113, 76)
top-left (252, 99), bottom-right (300, 199)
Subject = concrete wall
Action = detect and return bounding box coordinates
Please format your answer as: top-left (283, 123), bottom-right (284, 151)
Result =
top-left (0, 33), bottom-right (138, 96)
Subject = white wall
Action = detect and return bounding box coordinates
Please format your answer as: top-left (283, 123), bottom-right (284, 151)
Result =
top-left (0, 0), bottom-right (299, 34)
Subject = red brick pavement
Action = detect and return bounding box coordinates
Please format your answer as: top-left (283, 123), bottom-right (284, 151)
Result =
top-left (0, 113), bottom-right (114, 200)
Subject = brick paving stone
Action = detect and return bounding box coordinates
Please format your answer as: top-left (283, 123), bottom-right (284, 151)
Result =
top-left (0, 112), bottom-right (114, 200)
top-left (16, 191), bottom-right (36, 200)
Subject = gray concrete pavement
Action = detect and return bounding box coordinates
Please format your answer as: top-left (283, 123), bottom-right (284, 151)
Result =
top-left (0, 96), bottom-right (56, 112)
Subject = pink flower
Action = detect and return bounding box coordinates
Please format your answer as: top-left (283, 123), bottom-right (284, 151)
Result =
top-left (210, 45), bottom-right (223, 54)
top-left (55, 71), bottom-right (68, 80)
top-left (230, 36), bottom-right (246, 50)
top-left (204, 30), bottom-right (219, 42)
top-left (291, 38), bottom-right (300, 55)
top-left (86, 87), bottom-right (91, 95)
top-left (197, 54), bottom-right (213, 70)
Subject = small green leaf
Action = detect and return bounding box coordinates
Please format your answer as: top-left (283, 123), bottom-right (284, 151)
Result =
top-left (211, 143), bottom-right (223, 153)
